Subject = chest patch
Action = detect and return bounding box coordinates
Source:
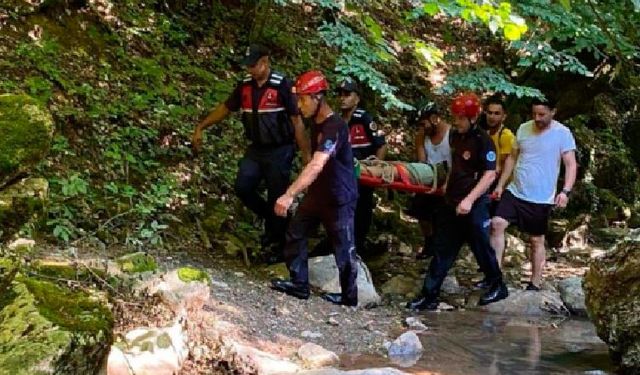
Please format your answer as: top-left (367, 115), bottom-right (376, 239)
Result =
top-left (259, 88), bottom-right (280, 109)
top-left (462, 150), bottom-right (471, 160)
top-left (349, 124), bottom-right (371, 146)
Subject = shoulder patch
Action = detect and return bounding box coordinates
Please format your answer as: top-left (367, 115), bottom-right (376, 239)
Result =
top-left (486, 151), bottom-right (497, 162)
top-left (324, 139), bottom-right (335, 151)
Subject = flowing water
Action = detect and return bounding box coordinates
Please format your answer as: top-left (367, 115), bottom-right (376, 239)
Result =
top-left (342, 311), bottom-right (614, 374)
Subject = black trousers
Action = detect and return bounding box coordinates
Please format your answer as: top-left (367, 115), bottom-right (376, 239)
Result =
top-left (422, 195), bottom-right (503, 297)
top-left (284, 197), bottom-right (358, 304)
top-left (354, 185), bottom-right (374, 253)
top-left (233, 144), bottom-right (294, 245)
top-left (311, 184), bottom-right (373, 257)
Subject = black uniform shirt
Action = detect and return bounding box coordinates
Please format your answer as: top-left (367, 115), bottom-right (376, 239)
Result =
top-left (308, 113), bottom-right (357, 206)
top-left (447, 125), bottom-right (496, 204)
top-left (225, 71), bottom-right (299, 146)
top-left (348, 108), bottom-right (385, 160)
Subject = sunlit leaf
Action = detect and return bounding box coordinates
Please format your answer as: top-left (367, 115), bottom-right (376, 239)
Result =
top-left (503, 24), bottom-right (522, 41)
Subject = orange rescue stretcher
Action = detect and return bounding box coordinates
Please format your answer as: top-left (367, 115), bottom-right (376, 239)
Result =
top-left (356, 158), bottom-right (446, 195)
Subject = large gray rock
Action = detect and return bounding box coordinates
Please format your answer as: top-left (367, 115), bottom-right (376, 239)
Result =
top-left (308, 256), bottom-right (381, 307)
top-left (584, 239), bottom-right (640, 373)
top-left (557, 277), bottom-right (587, 316)
top-left (386, 331), bottom-right (423, 367)
top-left (478, 289), bottom-right (569, 317)
top-left (297, 343), bottom-right (339, 368)
top-left (221, 340), bottom-right (301, 374)
top-left (142, 268), bottom-right (211, 314)
top-left (107, 320), bottom-right (188, 375)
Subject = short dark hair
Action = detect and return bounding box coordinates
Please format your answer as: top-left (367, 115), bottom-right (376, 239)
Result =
top-left (531, 96), bottom-right (556, 109)
top-left (484, 94), bottom-right (506, 111)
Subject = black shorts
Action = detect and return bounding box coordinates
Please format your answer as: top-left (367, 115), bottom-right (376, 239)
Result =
top-left (494, 190), bottom-right (553, 236)
top-left (406, 194), bottom-right (445, 221)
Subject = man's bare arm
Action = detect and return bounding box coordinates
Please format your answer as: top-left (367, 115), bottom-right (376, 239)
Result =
top-left (284, 151), bottom-right (330, 197)
top-left (192, 104), bottom-right (231, 152)
top-left (561, 150), bottom-right (577, 191)
top-left (496, 144), bottom-right (519, 191)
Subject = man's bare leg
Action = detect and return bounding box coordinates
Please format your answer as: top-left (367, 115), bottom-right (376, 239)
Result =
top-left (490, 217), bottom-right (509, 267)
top-left (529, 235), bottom-right (546, 287)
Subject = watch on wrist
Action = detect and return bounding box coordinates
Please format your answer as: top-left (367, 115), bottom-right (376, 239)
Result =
top-left (561, 188), bottom-right (571, 197)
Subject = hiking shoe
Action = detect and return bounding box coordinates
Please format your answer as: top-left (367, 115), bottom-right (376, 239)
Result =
top-left (321, 293), bottom-right (357, 307)
top-left (479, 281), bottom-right (509, 306)
top-left (525, 282), bottom-right (541, 291)
top-left (405, 296), bottom-right (439, 311)
top-left (270, 279), bottom-right (310, 300)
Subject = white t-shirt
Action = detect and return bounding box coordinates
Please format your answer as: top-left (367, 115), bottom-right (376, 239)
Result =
top-left (425, 127), bottom-right (452, 168)
top-left (507, 120), bottom-right (576, 204)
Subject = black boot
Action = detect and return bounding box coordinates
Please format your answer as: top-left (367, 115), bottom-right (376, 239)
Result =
top-left (270, 279), bottom-right (310, 300)
top-left (321, 293), bottom-right (357, 307)
top-left (406, 295), bottom-right (439, 311)
top-left (479, 281), bottom-right (508, 306)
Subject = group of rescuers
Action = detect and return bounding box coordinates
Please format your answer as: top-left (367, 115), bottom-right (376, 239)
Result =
top-left (192, 45), bottom-right (578, 309)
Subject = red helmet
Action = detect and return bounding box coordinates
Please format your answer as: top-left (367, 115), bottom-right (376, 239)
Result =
top-left (451, 92), bottom-right (481, 118)
top-left (294, 70), bottom-right (329, 95)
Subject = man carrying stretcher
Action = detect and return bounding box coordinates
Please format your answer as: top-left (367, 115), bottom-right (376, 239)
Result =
top-left (406, 92), bottom-right (508, 311)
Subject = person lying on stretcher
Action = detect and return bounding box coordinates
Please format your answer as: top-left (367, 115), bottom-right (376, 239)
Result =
top-left (356, 158), bottom-right (448, 190)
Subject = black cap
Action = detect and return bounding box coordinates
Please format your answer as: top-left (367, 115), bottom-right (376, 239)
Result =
top-left (336, 79), bottom-right (361, 96)
top-left (413, 101), bottom-right (440, 123)
top-left (240, 44), bottom-right (270, 66)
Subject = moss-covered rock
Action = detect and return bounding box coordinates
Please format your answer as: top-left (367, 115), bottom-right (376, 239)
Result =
top-left (584, 239), bottom-right (640, 373)
top-left (177, 266), bottom-right (210, 284)
top-left (0, 276), bottom-right (113, 375)
top-left (116, 252), bottom-right (158, 273)
top-left (0, 94), bottom-right (54, 189)
top-left (31, 260), bottom-right (109, 284)
top-left (0, 177), bottom-right (48, 242)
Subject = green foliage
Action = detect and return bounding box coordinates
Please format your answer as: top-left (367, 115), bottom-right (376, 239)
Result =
top-left (319, 21), bottom-right (410, 110)
top-left (512, 0), bottom-right (640, 77)
top-left (409, 1), bottom-right (528, 41)
top-left (438, 67), bottom-right (544, 98)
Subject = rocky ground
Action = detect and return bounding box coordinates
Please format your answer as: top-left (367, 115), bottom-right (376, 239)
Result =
top-left (19, 218), bottom-right (627, 374)
top-left (97, 224), bottom-right (610, 373)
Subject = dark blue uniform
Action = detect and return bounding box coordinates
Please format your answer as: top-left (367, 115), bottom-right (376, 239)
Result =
top-left (348, 109), bottom-right (385, 255)
top-left (284, 113), bottom-right (359, 305)
top-left (421, 125), bottom-right (503, 299)
top-left (225, 71), bottom-right (298, 247)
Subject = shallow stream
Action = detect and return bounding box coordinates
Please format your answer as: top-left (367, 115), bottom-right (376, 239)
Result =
top-left (342, 311), bottom-right (613, 374)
